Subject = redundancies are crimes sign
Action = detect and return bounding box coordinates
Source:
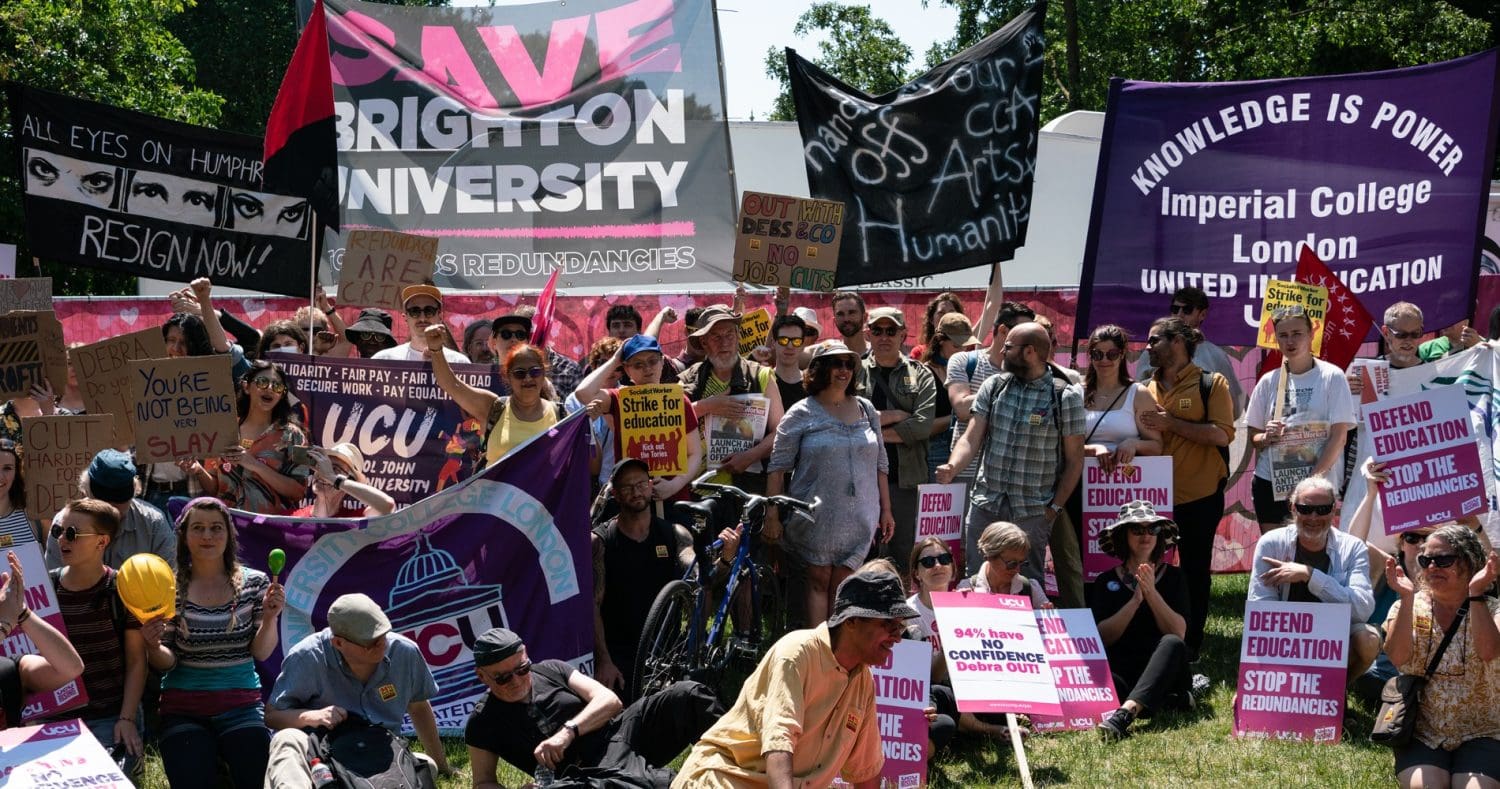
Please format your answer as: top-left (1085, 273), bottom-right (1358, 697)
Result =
top-left (1362, 386), bottom-right (1488, 532)
top-left (1233, 600), bottom-right (1349, 743)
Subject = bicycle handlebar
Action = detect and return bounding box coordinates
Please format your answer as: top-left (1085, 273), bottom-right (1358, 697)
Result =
top-left (688, 471), bottom-right (820, 516)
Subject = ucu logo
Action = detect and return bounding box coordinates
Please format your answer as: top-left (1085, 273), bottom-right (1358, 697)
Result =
top-left (995, 596), bottom-right (1029, 610)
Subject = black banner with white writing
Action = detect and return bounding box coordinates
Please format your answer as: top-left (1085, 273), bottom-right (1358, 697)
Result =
top-left (786, 2), bottom-right (1044, 285)
top-left (6, 84), bottom-right (314, 297)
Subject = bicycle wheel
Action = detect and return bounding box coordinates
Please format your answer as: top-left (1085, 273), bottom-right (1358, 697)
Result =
top-left (632, 579), bottom-right (698, 701)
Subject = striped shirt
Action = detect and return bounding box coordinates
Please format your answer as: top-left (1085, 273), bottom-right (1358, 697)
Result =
top-left (47, 568), bottom-right (138, 721)
top-left (161, 569), bottom-right (268, 692)
top-left (0, 510), bottom-right (37, 546)
top-left (945, 350), bottom-right (1002, 480)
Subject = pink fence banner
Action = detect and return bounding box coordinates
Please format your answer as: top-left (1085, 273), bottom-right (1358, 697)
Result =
top-left (1233, 600), bottom-right (1349, 743)
top-left (917, 483), bottom-right (965, 570)
top-left (1081, 457), bottom-right (1173, 581)
top-left (1362, 386), bottom-right (1488, 533)
top-left (930, 591), bottom-right (1060, 717)
top-left (1031, 609), bottom-right (1120, 732)
top-left (0, 541), bottom-right (88, 722)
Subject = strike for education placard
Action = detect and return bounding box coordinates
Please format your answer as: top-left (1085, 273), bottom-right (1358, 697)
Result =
top-left (0, 719), bottom-right (130, 788)
top-left (1233, 600), bottom-right (1349, 743)
top-left (833, 638), bottom-right (929, 789)
top-left (616, 384), bottom-right (689, 476)
top-left (0, 541), bottom-right (89, 722)
top-left (1081, 457), bottom-right (1173, 581)
top-left (931, 591), bottom-right (1061, 716)
top-left (131, 355), bottom-right (239, 464)
top-left (1031, 609), bottom-right (1120, 732)
top-left (1363, 386), bottom-right (1487, 532)
top-left (737, 307), bottom-right (772, 357)
top-left (1256, 279), bottom-right (1329, 354)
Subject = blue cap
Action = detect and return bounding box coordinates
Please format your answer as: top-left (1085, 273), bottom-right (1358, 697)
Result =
top-left (621, 334), bottom-right (662, 360)
top-left (87, 449), bottom-right (137, 503)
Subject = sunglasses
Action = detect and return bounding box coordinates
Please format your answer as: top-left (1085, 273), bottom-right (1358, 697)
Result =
top-left (1416, 553), bottom-right (1461, 569)
top-left (496, 328), bottom-right (528, 341)
top-left (1168, 304), bottom-right (1197, 315)
top-left (51, 524), bottom-right (101, 542)
top-left (1386, 328), bottom-right (1423, 341)
top-left (1294, 502), bottom-right (1334, 516)
top-left (405, 305), bottom-right (441, 318)
top-left (868, 326), bottom-right (901, 337)
top-left (486, 660), bottom-right (533, 685)
top-left (820, 357), bottom-right (857, 371)
top-left (1128, 523), bottom-right (1159, 536)
top-left (917, 553), bottom-right (954, 569)
top-left (251, 376), bottom-right (287, 394)
top-left (1400, 532), bottom-right (1429, 545)
top-left (987, 557), bottom-right (1026, 570)
top-left (1089, 348), bottom-right (1123, 362)
top-left (775, 335), bottom-right (806, 348)
top-left (510, 366), bottom-right (546, 380)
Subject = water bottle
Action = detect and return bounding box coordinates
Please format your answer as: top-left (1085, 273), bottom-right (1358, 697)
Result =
top-left (309, 758), bottom-right (337, 787)
top-left (533, 765), bottom-right (555, 787)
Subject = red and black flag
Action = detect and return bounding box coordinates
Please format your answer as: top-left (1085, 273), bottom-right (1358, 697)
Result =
top-left (264, 0), bottom-right (339, 230)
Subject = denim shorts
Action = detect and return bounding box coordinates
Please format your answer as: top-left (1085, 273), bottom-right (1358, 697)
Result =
top-left (160, 702), bottom-right (266, 740)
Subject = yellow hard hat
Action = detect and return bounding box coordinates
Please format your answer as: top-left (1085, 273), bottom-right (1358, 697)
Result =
top-left (116, 553), bottom-right (176, 623)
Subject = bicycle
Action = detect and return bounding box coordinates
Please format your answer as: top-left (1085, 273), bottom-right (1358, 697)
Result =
top-left (630, 472), bottom-right (817, 702)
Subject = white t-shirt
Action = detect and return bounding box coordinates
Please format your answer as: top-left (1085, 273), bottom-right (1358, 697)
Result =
top-left (372, 343), bottom-right (470, 364)
top-left (1245, 358), bottom-right (1355, 484)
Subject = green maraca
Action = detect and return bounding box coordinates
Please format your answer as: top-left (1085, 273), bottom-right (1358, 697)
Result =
top-left (268, 548), bottom-right (286, 584)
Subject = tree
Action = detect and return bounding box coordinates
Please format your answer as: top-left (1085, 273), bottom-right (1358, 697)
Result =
top-left (763, 3), bottom-right (914, 121)
top-left (0, 0), bottom-right (225, 295)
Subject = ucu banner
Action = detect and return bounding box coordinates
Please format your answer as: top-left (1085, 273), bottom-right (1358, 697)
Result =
top-left (231, 412), bottom-right (595, 734)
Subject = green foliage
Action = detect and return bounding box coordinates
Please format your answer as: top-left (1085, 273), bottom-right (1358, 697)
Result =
top-left (763, 2), bottom-right (915, 121)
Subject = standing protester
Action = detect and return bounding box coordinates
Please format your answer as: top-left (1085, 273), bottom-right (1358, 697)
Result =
top-left (429, 329), bottom-right (568, 464)
top-left (911, 291), bottom-right (964, 361)
top-left (1246, 307), bottom-right (1355, 534)
top-left (204, 361), bottom-right (312, 516)
top-left (256, 320), bottom-right (309, 357)
top-left (45, 450), bottom-right (175, 572)
top-left (1419, 318), bottom-right (1482, 361)
top-left (343, 308), bottom-right (399, 358)
top-left (1139, 317), bottom-right (1234, 658)
top-left (512, 305), bottom-right (585, 399)
top-left (605, 304), bottom-right (644, 341)
top-left (937, 322), bottom-right (1086, 606)
top-left (921, 312), bottom-right (977, 479)
top-left (859, 307), bottom-right (936, 567)
top-left (832, 291), bottom-right (871, 357)
top-left (374, 284), bottom-right (470, 363)
top-left (464, 319), bottom-right (496, 364)
top-left (680, 306), bottom-right (784, 493)
top-left (770, 313), bottom-right (811, 411)
top-left (0, 550), bottom-right (85, 730)
top-left (295, 444), bottom-right (395, 518)
top-left (1137, 286), bottom-right (1244, 417)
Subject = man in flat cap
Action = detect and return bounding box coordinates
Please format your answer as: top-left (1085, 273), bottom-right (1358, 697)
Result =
top-left (465, 627), bottom-right (722, 788)
top-left (673, 563), bottom-right (918, 788)
top-left (264, 593), bottom-right (450, 786)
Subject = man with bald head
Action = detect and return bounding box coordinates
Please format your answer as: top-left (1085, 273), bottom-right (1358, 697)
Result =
top-left (937, 322), bottom-right (1086, 604)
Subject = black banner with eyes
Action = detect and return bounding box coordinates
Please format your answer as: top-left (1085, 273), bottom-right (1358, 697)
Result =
top-left (6, 83), bottom-right (315, 297)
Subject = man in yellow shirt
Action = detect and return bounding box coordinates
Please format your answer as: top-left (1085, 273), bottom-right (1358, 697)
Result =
top-left (673, 565), bottom-right (918, 788)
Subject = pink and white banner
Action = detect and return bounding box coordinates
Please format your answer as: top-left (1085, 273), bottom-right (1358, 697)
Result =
top-left (0, 541), bottom-right (88, 722)
top-left (931, 591), bottom-right (1060, 717)
top-left (1233, 600), bottom-right (1349, 743)
top-left (0, 719), bottom-right (129, 788)
top-left (1081, 457), bottom-right (1173, 581)
top-left (1362, 386), bottom-right (1488, 533)
top-left (1031, 609), bottom-right (1120, 732)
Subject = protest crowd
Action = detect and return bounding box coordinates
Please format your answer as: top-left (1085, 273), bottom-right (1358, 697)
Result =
top-left (4, 1), bottom-right (1500, 788)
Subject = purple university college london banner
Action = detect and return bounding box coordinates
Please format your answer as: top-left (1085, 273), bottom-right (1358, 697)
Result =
top-left (1078, 50), bottom-right (1500, 342)
top-left (231, 412), bottom-right (594, 734)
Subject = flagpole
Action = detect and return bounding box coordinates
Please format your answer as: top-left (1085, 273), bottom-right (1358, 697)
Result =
top-left (309, 225), bottom-right (319, 343)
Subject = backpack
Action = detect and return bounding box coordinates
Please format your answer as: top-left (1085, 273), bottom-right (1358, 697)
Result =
top-left (976, 371), bottom-right (1070, 472)
top-left (307, 716), bottom-right (432, 789)
top-left (1196, 371), bottom-right (1232, 475)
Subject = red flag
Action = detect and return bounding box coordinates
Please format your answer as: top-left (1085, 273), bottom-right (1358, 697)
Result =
top-left (1259, 245), bottom-right (1376, 375)
top-left (263, 0), bottom-right (339, 229)
top-left (531, 270), bottom-right (561, 348)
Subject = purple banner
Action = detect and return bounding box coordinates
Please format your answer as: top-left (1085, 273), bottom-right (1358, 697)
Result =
top-left (1079, 51), bottom-right (1500, 343)
top-left (276, 354), bottom-right (497, 505)
top-left (231, 412), bottom-right (595, 734)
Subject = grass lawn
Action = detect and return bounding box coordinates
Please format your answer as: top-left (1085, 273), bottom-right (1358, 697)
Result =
top-left (136, 573), bottom-right (1397, 787)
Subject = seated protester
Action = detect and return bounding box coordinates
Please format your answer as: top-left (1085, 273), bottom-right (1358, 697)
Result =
top-left (956, 521), bottom-right (1049, 608)
top-left (0, 550), bottom-right (85, 730)
top-left (344, 308), bottom-right (399, 358)
top-left (674, 564), bottom-right (915, 788)
top-left (374, 285), bottom-right (470, 363)
top-left (466, 628), bottom-right (722, 788)
top-left (428, 328), bottom-right (568, 464)
top-left (1248, 476), bottom-right (1380, 684)
top-left (904, 540), bottom-right (959, 755)
top-left (0, 439), bottom-right (39, 544)
top-left (45, 450), bottom-right (175, 572)
top-left (257, 319), bottom-right (309, 357)
top-left (591, 459), bottom-right (738, 696)
top-left (265, 593), bottom-right (450, 785)
top-left (43, 499), bottom-right (147, 773)
top-left (294, 443), bottom-right (395, 518)
top-left (1089, 502), bottom-right (1191, 741)
top-left (1382, 524), bottom-right (1500, 788)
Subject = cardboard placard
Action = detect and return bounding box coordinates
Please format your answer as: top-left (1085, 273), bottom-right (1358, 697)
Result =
top-left (130, 356), bottom-right (238, 463)
top-left (1363, 386), bottom-right (1488, 532)
top-left (70, 328), bottom-right (168, 447)
top-left (0, 719), bottom-right (130, 787)
top-left (19, 415), bottom-right (117, 526)
top-left (732, 191), bottom-right (844, 291)
top-left (737, 307), bottom-right (772, 357)
top-left (1031, 609), bottom-right (1121, 732)
top-left (931, 591), bottom-right (1061, 716)
top-left (1233, 600), bottom-right (1349, 743)
top-left (338, 229), bottom-right (439, 310)
top-left (1081, 457), bottom-right (1173, 580)
top-left (616, 384), bottom-right (689, 476)
top-left (834, 639), bottom-right (929, 789)
top-left (0, 276), bottom-right (51, 312)
top-left (0, 310), bottom-right (68, 399)
top-left (0, 541), bottom-right (90, 722)
top-left (1256, 279), bottom-right (1328, 354)
top-left (917, 482), bottom-right (966, 569)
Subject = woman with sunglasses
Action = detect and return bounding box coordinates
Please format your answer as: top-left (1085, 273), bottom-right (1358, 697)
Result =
top-left (144, 497), bottom-right (284, 788)
top-left (427, 328), bottom-right (568, 465)
top-left (956, 521), bottom-right (1048, 607)
top-left (1382, 523), bottom-right (1500, 787)
top-left (1089, 501), bottom-right (1190, 741)
top-left (0, 439), bottom-right (39, 545)
top-left (770, 313), bottom-right (811, 411)
top-left (203, 360), bottom-right (311, 515)
top-left (766, 340), bottom-right (892, 626)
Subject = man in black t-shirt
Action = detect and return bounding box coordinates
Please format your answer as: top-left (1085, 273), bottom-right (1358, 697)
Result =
top-left (463, 628), bottom-right (722, 789)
